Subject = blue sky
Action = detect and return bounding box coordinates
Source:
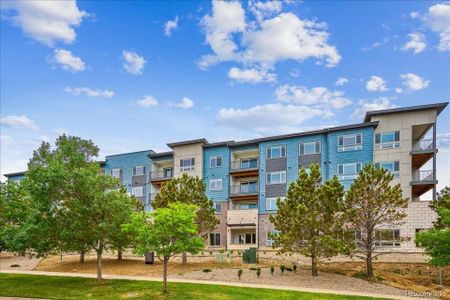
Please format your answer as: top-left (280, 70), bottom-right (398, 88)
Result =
top-left (1, 1), bottom-right (449, 186)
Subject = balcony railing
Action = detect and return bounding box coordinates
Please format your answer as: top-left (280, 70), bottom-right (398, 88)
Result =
top-left (412, 170), bottom-right (435, 182)
top-left (230, 159), bottom-right (259, 171)
top-left (149, 170), bottom-right (173, 180)
top-left (412, 139), bottom-right (434, 151)
top-left (230, 184), bottom-right (259, 195)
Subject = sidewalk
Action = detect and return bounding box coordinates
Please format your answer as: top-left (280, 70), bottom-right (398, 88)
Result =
top-left (0, 269), bottom-right (433, 300)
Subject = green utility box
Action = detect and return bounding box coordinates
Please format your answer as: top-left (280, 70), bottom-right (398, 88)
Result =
top-left (242, 247), bottom-right (257, 264)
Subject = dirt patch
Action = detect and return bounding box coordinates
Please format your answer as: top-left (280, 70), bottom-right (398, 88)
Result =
top-left (0, 252), bottom-right (41, 271)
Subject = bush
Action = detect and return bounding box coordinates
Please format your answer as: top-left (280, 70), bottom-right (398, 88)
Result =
top-left (293, 264), bottom-right (297, 273)
top-left (285, 267), bottom-right (293, 272)
top-left (270, 265), bottom-right (275, 276)
top-left (280, 265), bottom-right (285, 275)
top-left (202, 269), bottom-right (212, 273)
top-left (209, 251), bottom-right (213, 255)
top-left (238, 269), bottom-right (243, 280)
top-left (256, 267), bottom-right (261, 278)
top-left (249, 267), bottom-right (257, 271)
top-left (10, 264), bottom-right (20, 268)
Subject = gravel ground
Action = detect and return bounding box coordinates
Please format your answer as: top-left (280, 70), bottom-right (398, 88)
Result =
top-left (0, 253), bottom-right (41, 271)
top-left (171, 267), bottom-right (417, 298)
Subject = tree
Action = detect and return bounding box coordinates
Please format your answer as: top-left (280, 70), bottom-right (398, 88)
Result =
top-left (416, 187), bottom-right (450, 286)
top-left (153, 173), bottom-right (218, 264)
top-left (345, 163), bottom-right (408, 279)
top-left (270, 163), bottom-right (350, 276)
top-left (124, 203), bottom-right (204, 293)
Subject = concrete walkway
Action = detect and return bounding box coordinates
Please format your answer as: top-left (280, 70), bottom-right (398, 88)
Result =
top-left (0, 269), bottom-right (433, 300)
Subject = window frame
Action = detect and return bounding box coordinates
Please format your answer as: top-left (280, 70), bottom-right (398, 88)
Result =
top-left (210, 155), bottom-right (222, 168)
top-left (299, 141), bottom-right (321, 156)
top-left (132, 165), bottom-right (146, 176)
top-left (337, 162), bottom-right (362, 180)
top-left (375, 161), bottom-right (400, 177)
top-left (208, 178), bottom-right (223, 191)
top-left (180, 157), bottom-right (195, 172)
top-left (266, 196), bottom-right (285, 211)
top-left (266, 170), bottom-right (287, 185)
top-left (266, 145), bottom-right (286, 159)
top-left (375, 229), bottom-right (401, 247)
top-left (209, 233), bottom-right (221, 246)
top-left (131, 186), bottom-right (144, 197)
top-left (374, 131), bottom-right (400, 150)
top-left (111, 168), bottom-right (122, 178)
top-left (214, 202), bottom-right (221, 214)
top-left (338, 133), bottom-right (363, 152)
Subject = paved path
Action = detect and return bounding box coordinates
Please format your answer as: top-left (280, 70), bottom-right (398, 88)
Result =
top-left (0, 269), bottom-right (433, 300)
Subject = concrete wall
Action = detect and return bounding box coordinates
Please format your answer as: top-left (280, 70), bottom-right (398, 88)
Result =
top-left (172, 143), bottom-right (204, 178)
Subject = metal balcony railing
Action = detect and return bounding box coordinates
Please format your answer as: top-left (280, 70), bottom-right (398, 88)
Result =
top-left (413, 170), bottom-right (435, 182)
top-left (230, 183), bottom-right (259, 195)
top-left (412, 139), bottom-right (434, 151)
top-left (149, 170), bottom-right (173, 180)
top-left (230, 159), bottom-right (259, 171)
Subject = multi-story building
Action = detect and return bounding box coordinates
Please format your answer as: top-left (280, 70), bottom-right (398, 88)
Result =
top-left (4, 102), bottom-right (448, 252)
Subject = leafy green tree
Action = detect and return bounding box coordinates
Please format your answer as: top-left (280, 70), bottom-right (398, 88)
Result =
top-left (416, 187), bottom-right (450, 285)
top-left (270, 163), bottom-right (350, 276)
top-left (345, 164), bottom-right (408, 279)
top-left (153, 173), bottom-right (218, 264)
top-left (124, 203), bottom-right (203, 293)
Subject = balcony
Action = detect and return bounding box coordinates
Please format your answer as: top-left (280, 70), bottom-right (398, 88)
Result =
top-left (149, 170), bottom-right (173, 185)
top-left (411, 170), bottom-right (437, 197)
top-left (411, 139), bottom-right (437, 168)
top-left (229, 159), bottom-right (259, 178)
top-left (230, 183), bottom-right (259, 201)
top-left (227, 208), bottom-right (258, 227)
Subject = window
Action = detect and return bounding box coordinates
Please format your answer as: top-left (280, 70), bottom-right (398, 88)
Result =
top-left (337, 162), bottom-right (362, 180)
top-left (233, 202), bottom-right (258, 210)
top-left (209, 233), bottom-right (221, 246)
top-left (375, 161), bottom-right (400, 177)
top-left (240, 158), bottom-right (258, 169)
top-left (111, 168), bottom-right (122, 178)
top-left (238, 233), bottom-right (256, 244)
top-left (180, 157), bottom-right (195, 171)
top-left (266, 171), bottom-right (286, 184)
top-left (214, 202), bottom-right (221, 213)
top-left (266, 231), bottom-right (277, 246)
top-left (266, 197), bottom-right (285, 211)
top-left (209, 179), bottom-right (223, 191)
top-left (300, 141), bottom-right (321, 155)
top-left (133, 165), bottom-right (146, 176)
top-left (210, 156), bottom-right (222, 168)
top-left (163, 168), bottom-right (173, 178)
top-left (338, 133), bottom-right (362, 152)
top-left (375, 131), bottom-right (400, 150)
top-left (131, 186), bottom-right (144, 197)
top-left (375, 229), bottom-right (401, 247)
top-left (415, 229), bottom-right (424, 247)
top-left (266, 145), bottom-right (286, 159)
top-left (240, 181), bottom-right (258, 193)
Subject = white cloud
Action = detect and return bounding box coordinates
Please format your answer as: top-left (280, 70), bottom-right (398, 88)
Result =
top-left (437, 133), bottom-right (450, 147)
top-left (335, 77), bottom-right (349, 86)
top-left (53, 49), bottom-right (86, 72)
top-left (228, 67), bottom-right (276, 83)
top-left (361, 36), bottom-right (390, 51)
top-left (64, 87), bottom-right (114, 98)
top-left (423, 3), bottom-right (450, 51)
top-left (351, 97), bottom-right (396, 120)
top-left (217, 103), bottom-right (332, 134)
top-left (402, 32), bottom-right (427, 54)
top-left (289, 68), bottom-right (300, 78)
top-left (136, 95), bottom-right (158, 107)
top-left (199, 2), bottom-right (340, 70)
top-left (274, 85), bottom-right (352, 109)
top-left (366, 75), bottom-right (388, 92)
top-left (122, 50), bottom-right (146, 75)
top-left (249, 0), bottom-right (283, 22)
top-left (175, 97), bottom-right (194, 109)
top-left (0, 115), bottom-right (39, 131)
top-left (400, 73), bottom-right (430, 91)
top-left (164, 16), bottom-right (179, 37)
top-left (1, 0), bottom-right (87, 46)
top-left (410, 11), bottom-right (419, 19)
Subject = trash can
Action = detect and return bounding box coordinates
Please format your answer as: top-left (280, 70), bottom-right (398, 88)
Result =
top-left (145, 252), bottom-right (154, 264)
top-left (248, 247), bottom-right (257, 263)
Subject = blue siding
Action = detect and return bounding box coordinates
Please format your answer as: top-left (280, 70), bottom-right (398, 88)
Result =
top-left (6, 174), bottom-right (25, 182)
top-left (203, 146), bottom-right (230, 202)
top-left (327, 127), bottom-right (374, 190)
top-left (104, 150), bottom-right (153, 211)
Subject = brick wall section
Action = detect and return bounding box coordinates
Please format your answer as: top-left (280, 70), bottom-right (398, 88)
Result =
top-left (400, 201), bottom-right (437, 251)
top-left (205, 202), bottom-right (228, 250)
top-left (258, 214), bottom-right (276, 250)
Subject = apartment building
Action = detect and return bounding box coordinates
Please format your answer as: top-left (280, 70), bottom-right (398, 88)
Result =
top-left (4, 102), bottom-right (448, 252)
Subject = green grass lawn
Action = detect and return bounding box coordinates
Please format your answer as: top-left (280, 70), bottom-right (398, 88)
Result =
top-left (0, 273), bottom-right (388, 300)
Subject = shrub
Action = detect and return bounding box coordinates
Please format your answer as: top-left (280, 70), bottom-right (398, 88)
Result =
top-left (293, 264), bottom-right (297, 273)
top-left (280, 265), bottom-right (285, 275)
top-left (209, 251), bottom-right (213, 255)
top-left (249, 267), bottom-right (257, 271)
top-left (256, 267), bottom-right (261, 278)
top-left (270, 265), bottom-right (275, 276)
top-left (10, 264), bottom-right (20, 268)
top-left (286, 267), bottom-right (293, 272)
top-left (238, 269), bottom-right (243, 280)
top-left (202, 269), bottom-right (212, 273)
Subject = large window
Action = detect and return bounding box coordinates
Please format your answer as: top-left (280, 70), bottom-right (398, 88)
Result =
top-left (131, 186), bottom-right (144, 197)
top-left (266, 197), bottom-right (285, 211)
top-left (210, 156), bottom-right (222, 168)
top-left (232, 202), bottom-right (258, 210)
top-left (338, 133), bottom-right (362, 152)
top-left (266, 145), bottom-right (286, 159)
top-left (375, 131), bottom-right (400, 150)
top-left (240, 181), bottom-right (258, 193)
top-left (209, 233), bottom-right (221, 246)
top-left (375, 229), bottom-right (401, 247)
top-left (266, 171), bottom-right (286, 185)
top-left (240, 158), bottom-right (258, 169)
top-left (266, 231), bottom-right (278, 246)
top-left (375, 161), bottom-right (400, 177)
top-left (111, 168), bottom-right (122, 178)
top-left (299, 141), bottom-right (321, 155)
top-left (180, 157), bottom-right (195, 171)
top-left (337, 162), bottom-right (362, 180)
top-left (208, 178), bottom-right (223, 191)
top-left (238, 233), bottom-right (256, 244)
top-left (132, 165), bottom-right (146, 176)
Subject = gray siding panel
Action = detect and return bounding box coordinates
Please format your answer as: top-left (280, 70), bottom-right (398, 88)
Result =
top-left (132, 175), bottom-right (147, 186)
top-left (299, 154), bottom-right (321, 169)
top-left (266, 158), bottom-right (286, 172)
top-left (266, 183), bottom-right (286, 197)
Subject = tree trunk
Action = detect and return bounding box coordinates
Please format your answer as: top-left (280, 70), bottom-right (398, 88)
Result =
top-left (182, 252), bottom-right (187, 265)
top-left (80, 250), bottom-right (85, 263)
top-left (366, 231), bottom-right (374, 279)
top-left (118, 249), bottom-right (122, 260)
top-left (163, 259), bottom-right (168, 293)
top-left (311, 254), bottom-right (318, 277)
top-left (96, 241), bottom-right (103, 281)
